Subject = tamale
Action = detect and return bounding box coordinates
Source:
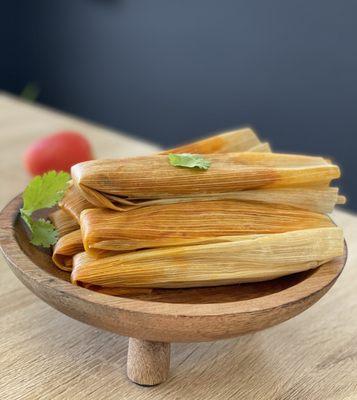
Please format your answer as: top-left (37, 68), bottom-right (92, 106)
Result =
top-left (99, 186), bottom-right (341, 214)
top-left (248, 142), bottom-right (272, 152)
top-left (160, 128), bottom-right (263, 154)
top-left (71, 153), bottom-right (340, 210)
top-left (80, 200), bottom-right (334, 256)
top-left (337, 195), bottom-right (347, 205)
top-left (71, 227), bottom-right (344, 289)
top-left (52, 230), bottom-right (84, 271)
top-left (49, 209), bottom-right (79, 237)
top-left (52, 229), bottom-right (118, 271)
top-left (73, 253), bottom-right (153, 295)
top-left (59, 184), bottom-right (93, 222)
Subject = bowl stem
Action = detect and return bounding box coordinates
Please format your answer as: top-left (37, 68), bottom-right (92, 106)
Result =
top-left (127, 338), bottom-right (171, 386)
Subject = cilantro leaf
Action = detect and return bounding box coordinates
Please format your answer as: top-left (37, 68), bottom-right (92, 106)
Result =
top-left (22, 170), bottom-right (70, 213)
top-left (20, 209), bottom-right (32, 230)
top-left (29, 219), bottom-right (59, 248)
top-left (168, 153), bottom-right (211, 170)
top-left (20, 171), bottom-right (70, 248)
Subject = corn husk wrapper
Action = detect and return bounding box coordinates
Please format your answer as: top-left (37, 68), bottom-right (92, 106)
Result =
top-left (60, 177), bottom-right (342, 215)
top-left (147, 187), bottom-right (342, 214)
top-left (80, 200), bottom-right (334, 256)
top-left (102, 187), bottom-right (342, 214)
top-left (160, 128), bottom-right (266, 154)
top-left (71, 153), bottom-right (340, 211)
top-left (71, 227), bottom-right (344, 289)
top-left (49, 209), bottom-right (79, 237)
top-left (52, 230), bottom-right (84, 271)
top-left (52, 229), bottom-right (119, 271)
top-left (248, 142), bottom-right (272, 152)
top-left (59, 184), bottom-right (94, 222)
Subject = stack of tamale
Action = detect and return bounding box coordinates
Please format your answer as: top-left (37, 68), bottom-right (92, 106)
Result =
top-left (50, 127), bottom-right (345, 295)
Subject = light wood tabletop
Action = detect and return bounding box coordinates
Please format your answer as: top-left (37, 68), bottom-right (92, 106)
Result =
top-left (0, 93), bottom-right (356, 400)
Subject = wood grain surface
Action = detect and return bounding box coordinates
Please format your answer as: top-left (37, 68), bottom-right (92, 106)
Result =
top-left (0, 93), bottom-right (357, 399)
top-left (0, 195), bottom-right (346, 344)
top-left (127, 339), bottom-right (171, 385)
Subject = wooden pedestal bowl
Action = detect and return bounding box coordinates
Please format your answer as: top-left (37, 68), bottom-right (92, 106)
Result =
top-left (0, 195), bottom-right (347, 386)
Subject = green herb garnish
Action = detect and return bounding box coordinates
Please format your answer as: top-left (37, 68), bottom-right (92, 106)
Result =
top-left (168, 153), bottom-right (211, 170)
top-left (20, 171), bottom-right (71, 248)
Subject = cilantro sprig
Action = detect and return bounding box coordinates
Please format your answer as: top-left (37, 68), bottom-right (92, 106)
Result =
top-left (20, 171), bottom-right (71, 248)
top-left (168, 153), bottom-right (211, 170)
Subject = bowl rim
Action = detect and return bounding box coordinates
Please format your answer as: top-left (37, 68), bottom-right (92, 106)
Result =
top-left (0, 194), bottom-right (347, 319)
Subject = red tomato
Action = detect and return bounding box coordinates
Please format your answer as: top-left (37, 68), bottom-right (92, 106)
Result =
top-left (24, 131), bottom-right (93, 175)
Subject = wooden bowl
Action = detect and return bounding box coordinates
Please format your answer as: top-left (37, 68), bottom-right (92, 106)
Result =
top-left (0, 195), bottom-right (347, 385)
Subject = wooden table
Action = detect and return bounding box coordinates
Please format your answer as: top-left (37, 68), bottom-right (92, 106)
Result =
top-left (0, 93), bottom-right (356, 400)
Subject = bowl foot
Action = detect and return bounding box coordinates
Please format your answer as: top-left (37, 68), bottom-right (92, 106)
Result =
top-left (127, 338), bottom-right (171, 386)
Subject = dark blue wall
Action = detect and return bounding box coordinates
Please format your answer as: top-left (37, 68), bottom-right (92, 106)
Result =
top-left (1, 1), bottom-right (356, 209)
